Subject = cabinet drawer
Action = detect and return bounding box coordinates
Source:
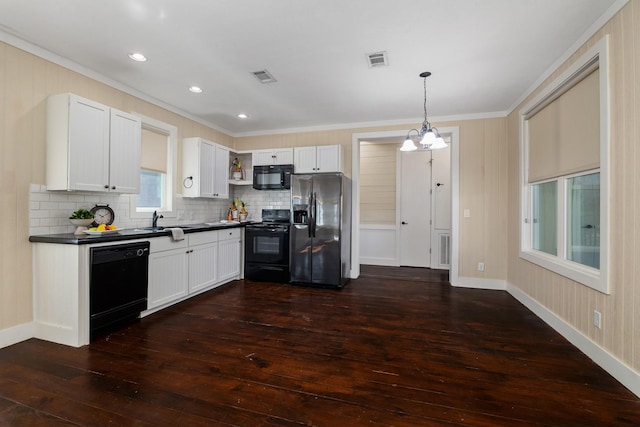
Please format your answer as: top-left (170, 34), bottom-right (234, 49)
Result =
top-left (188, 230), bottom-right (219, 246)
top-left (150, 236), bottom-right (188, 253)
top-left (218, 228), bottom-right (241, 241)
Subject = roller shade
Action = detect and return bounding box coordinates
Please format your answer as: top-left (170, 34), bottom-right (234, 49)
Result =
top-left (528, 69), bottom-right (600, 182)
top-left (141, 128), bottom-right (168, 173)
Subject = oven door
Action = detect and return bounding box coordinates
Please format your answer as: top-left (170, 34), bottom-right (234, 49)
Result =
top-left (245, 225), bottom-right (290, 265)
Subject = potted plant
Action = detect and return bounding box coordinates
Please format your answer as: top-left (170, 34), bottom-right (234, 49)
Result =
top-left (69, 208), bottom-right (94, 234)
top-left (231, 157), bottom-right (243, 180)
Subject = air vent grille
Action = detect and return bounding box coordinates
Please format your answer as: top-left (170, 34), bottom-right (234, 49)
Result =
top-left (439, 234), bottom-right (451, 267)
top-left (251, 69), bottom-right (277, 84)
top-left (366, 51), bottom-right (389, 68)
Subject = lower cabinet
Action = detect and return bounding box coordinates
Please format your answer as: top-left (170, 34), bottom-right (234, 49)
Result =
top-left (146, 228), bottom-right (241, 312)
top-left (218, 228), bottom-right (241, 282)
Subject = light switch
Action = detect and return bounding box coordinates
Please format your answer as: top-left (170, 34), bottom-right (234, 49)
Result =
top-left (463, 209), bottom-right (470, 218)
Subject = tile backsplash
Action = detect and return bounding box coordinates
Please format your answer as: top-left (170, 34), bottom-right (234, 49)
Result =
top-left (29, 183), bottom-right (292, 235)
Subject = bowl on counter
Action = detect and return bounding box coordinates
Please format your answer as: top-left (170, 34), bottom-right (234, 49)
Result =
top-left (69, 218), bottom-right (94, 234)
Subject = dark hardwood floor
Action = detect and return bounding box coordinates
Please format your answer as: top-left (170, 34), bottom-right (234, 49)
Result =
top-left (1, 267), bottom-right (639, 426)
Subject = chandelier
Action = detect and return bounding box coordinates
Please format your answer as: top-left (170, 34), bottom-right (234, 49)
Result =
top-left (400, 71), bottom-right (447, 151)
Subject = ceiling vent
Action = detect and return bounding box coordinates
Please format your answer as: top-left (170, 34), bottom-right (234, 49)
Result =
top-left (366, 51), bottom-right (389, 68)
top-left (251, 69), bottom-right (277, 84)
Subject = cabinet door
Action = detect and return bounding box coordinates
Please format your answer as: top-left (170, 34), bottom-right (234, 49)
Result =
top-left (218, 233), bottom-right (240, 283)
top-left (253, 150), bottom-right (276, 166)
top-left (293, 146), bottom-right (317, 173)
top-left (200, 141), bottom-right (216, 198)
top-left (274, 148), bottom-right (294, 165)
top-left (67, 95), bottom-right (110, 191)
top-left (109, 109), bottom-right (141, 193)
top-left (188, 242), bottom-right (218, 293)
top-left (316, 145), bottom-right (341, 172)
top-left (148, 248), bottom-right (188, 309)
top-left (213, 144), bottom-right (229, 198)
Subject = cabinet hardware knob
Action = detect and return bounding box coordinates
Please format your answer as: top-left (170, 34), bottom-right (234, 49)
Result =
top-left (401, 221), bottom-right (408, 225)
top-left (111, 186), bottom-right (116, 190)
top-left (104, 184), bottom-right (109, 189)
top-left (436, 182), bottom-right (444, 187)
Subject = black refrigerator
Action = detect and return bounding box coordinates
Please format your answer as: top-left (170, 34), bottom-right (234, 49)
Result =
top-left (290, 173), bottom-right (351, 288)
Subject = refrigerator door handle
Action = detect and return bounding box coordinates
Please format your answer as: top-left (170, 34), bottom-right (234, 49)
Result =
top-left (311, 191), bottom-right (317, 238)
top-left (308, 191), bottom-right (313, 238)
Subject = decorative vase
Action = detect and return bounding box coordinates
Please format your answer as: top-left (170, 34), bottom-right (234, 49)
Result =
top-left (232, 171), bottom-right (242, 180)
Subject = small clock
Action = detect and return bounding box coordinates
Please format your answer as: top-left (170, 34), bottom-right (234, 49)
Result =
top-left (90, 204), bottom-right (115, 227)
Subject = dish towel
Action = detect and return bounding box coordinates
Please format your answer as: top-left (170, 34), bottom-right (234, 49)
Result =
top-left (169, 227), bottom-right (185, 241)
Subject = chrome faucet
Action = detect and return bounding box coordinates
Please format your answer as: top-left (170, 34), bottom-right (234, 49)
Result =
top-left (152, 210), bottom-right (164, 228)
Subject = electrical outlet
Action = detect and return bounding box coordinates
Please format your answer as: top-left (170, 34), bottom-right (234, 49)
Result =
top-left (477, 262), bottom-right (485, 271)
top-left (464, 209), bottom-right (471, 218)
top-left (594, 310), bottom-right (602, 329)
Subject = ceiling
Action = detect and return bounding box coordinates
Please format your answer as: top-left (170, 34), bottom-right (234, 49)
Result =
top-left (0, 0), bottom-right (621, 136)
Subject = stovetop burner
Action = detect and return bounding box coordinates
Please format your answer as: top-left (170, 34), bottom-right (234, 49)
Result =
top-left (259, 209), bottom-right (291, 224)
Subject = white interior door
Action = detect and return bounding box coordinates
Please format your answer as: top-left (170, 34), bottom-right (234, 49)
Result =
top-left (399, 150), bottom-right (431, 267)
top-left (431, 144), bottom-right (452, 268)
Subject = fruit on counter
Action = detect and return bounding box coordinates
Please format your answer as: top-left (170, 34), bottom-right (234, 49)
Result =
top-left (88, 224), bottom-right (117, 232)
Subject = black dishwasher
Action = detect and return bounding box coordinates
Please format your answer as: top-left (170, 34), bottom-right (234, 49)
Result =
top-left (90, 241), bottom-right (149, 340)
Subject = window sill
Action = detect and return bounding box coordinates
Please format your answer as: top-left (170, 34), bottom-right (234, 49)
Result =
top-left (520, 249), bottom-right (608, 294)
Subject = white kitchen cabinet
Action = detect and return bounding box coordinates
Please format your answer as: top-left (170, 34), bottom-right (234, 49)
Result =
top-left (217, 228), bottom-right (241, 282)
top-left (183, 137), bottom-right (229, 198)
top-left (293, 145), bottom-right (342, 173)
top-left (46, 93), bottom-right (141, 193)
top-left (148, 246), bottom-right (189, 310)
top-left (187, 231), bottom-right (219, 294)
top-left (253, 148), bottom-right (294, 166)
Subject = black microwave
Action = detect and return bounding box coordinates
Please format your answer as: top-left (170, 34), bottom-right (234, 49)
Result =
top-left (253, 164), bottom-right (294, 190)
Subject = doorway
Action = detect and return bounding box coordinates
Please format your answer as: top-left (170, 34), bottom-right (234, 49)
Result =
top-left (356, 130), bottom-right (453, 271)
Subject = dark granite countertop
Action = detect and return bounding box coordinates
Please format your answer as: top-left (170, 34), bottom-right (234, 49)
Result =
top-left (29, 222), bottom-right (247, 245)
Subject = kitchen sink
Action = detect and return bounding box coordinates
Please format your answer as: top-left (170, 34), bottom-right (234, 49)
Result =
top-left (134, 226), bottom-right (166, 232)
top-left (134, 224), bottom-right (204, 232)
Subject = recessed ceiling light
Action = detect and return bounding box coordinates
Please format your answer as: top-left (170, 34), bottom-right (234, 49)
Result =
top-left (237, 113), bottom-right (248, 119)
top-left (189, 86), bottom-right (203, 93)
top-left (128, 52), bottom-right (147, 62)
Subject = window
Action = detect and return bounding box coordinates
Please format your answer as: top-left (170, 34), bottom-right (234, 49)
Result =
top-left (129, 116), bottom-right (177, 219)
top-left (520, 36), bottom-right (610, 293)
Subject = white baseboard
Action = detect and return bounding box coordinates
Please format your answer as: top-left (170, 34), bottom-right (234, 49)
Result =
top-left (507, 283), bottom-right (640, 398)
top-left (451, 276), bottom-right (507, 290)
top-left (0, 322), bottom-right (35, 349)
top-left (359, 257), bottom-right (398, 267)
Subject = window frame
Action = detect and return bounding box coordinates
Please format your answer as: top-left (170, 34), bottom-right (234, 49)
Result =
top-left (129, 115), bottom-right (177, 219)
top-left (519, 36), bottom-right (610, 294)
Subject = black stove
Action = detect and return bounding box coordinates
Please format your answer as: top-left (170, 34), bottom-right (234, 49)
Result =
top-left (250, 209), bottom-right (291, 228)
top-left (244, 209), bottom-right (291, 282)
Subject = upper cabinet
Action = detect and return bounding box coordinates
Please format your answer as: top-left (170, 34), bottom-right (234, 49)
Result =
top-left (46, 93), bottom-right (141, 193)
top-left (253, 148), bottom-right (293, 166)
top-left (294, 145), bottom-right (343, 173)
top-left (182, 137), bottom-right (229, 198)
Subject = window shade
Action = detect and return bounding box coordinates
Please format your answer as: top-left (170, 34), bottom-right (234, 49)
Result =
top-left (528, 69), bottom-right (600, 182)
top-left (141, 128), bottom-right (168, 173)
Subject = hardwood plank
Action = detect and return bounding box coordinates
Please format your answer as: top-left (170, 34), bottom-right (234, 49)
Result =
top-left (1, 270), bottom-right (639, 426)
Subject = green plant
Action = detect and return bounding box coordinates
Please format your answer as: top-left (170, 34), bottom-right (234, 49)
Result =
top-left (69, 208), bottom-right (94, 219)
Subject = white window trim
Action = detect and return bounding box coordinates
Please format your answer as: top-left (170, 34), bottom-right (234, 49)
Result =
top-left (519, 36), bottom-right (610, 294)
top-left (129, 114), bottom-right (178, 219)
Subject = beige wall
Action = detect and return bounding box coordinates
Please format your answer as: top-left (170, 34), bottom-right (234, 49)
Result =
top-left (0, 41), bottom-right (232, 331)
top-left (359, 143), bottom-right (398, 225)
top-left (507, 1), bottom-right (640, 372)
